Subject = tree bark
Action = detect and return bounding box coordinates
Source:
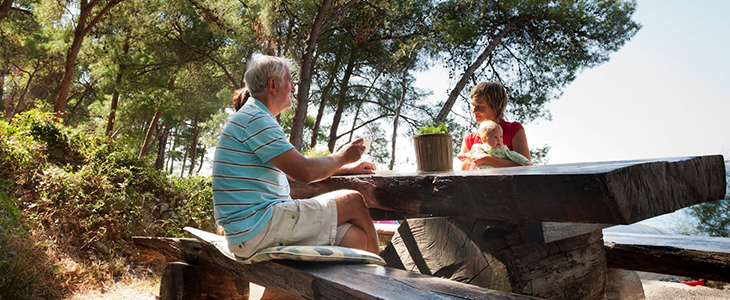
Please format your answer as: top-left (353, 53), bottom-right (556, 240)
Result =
top-left (10, 66), bottom-right (36, 119)
top-left (327, 51), bottom-right (356, 153)
top-left (310, 64), bottom-right (340, 149)
top-left (106, 37), bottom-right (129, 136)
top-left (154, 125), bottom-right (169, 170)
top-left (54, 0), bottom-right (124, 114)
top-left (196, 147), bottom-right (205, 174)
top-left (0, 71), bottom-right (4, 113)
top-left (290, 0), bottom-right (333, 151)
top-left (139, 109), bottom-right (162, 159)
top-left (389, 48), bottom-right (415, 170)
top-left (188, 118), bottom-right (200, 176)
top-left (434, 16), bottom-right (528, 124)
top-left (0, 0), bottom-right (14, 22)
top-left (166, 127), bottom-right (178, 173)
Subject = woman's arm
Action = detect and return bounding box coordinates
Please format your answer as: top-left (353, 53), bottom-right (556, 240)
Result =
top-left (473, 154), bottom-right (520, 168)
top-left (511, 128), bottom-right (530, 160)
top-left (459, 139), bottom-right (471, 170)
top-left (473, 128), bottom-right (530, 168)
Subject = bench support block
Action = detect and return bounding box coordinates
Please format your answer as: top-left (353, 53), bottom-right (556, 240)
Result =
top-left (160, 261), bottom-right (248, 300)
top-left (382, 218), bottom-right (608, 300)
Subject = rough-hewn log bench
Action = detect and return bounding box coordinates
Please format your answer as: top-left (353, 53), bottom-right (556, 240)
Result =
top-left (289, 155), bottom-right (726, 300)
top-left (604, 232), bottom-right (730, 282)
top-left (133, 235), bottom-right (539, 300)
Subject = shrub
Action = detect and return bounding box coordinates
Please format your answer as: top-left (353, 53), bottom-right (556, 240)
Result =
top-left (0, 110), bottom-right (216, 297)
top-left (0, 187), bottom-right (57, 300)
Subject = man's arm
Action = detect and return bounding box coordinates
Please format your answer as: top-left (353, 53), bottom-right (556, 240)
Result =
top-left (269, 139), bottom-right (367, 183)
top-left (334, 161), bottom-right (376, 176)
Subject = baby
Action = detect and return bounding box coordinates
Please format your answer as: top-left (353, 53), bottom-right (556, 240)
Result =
top-left (458, 120), bottom-right (533, 169)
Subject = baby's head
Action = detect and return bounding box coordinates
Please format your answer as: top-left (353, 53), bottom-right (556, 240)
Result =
top-left (477, 120), bottom-right (503, 149)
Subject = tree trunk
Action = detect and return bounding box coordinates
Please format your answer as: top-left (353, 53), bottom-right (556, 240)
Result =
top-left (188, 118), bottom-right (200, 176)
top-left (155, 125), bottom-right (169, 170)
top-left (179, 145), bottom-right (188, 177)
top-left (167, 127), bottom-right (178, 173)
top-left (106, 37), bottom-right (129, 136)
top-left (290, 0), bottom-right (333, 151)
top-left (0, 71), bottom-right (5, 113)
top-left (139, 109), bottom-right (162, 159)
top-left (327, 52), bottom-right (356, 153)
top-left (347, 102), bottom-right (361, 143)
top-left (0, 0), bottom-right (14, 22)
top-left (310, 64), bottom-right (340, 149)
top-left (196, 147), bottom-right (206, 174)
top-left (434, 16), bottom-right (527, 124)
top-left (389, 50), bottom-right (414, 170)
top-left (10, 66), bottom-right (36, 118)
top-left (54, 0), bottom-right (123, 113)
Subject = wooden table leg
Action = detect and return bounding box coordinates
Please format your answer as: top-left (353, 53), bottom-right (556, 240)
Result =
top-left (381, 217), bottom-right (608, 300)
top-left (160, 261), bottom-right (249, 300)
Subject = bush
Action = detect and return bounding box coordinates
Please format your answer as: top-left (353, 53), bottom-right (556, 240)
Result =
top-left (0, 110), bottom-right (216, 298)
top-left (0, 188), bottom-right (57, 300)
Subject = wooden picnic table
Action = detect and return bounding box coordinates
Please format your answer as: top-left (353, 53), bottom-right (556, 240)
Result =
top-left (289, 155), bottom-right (727, 300)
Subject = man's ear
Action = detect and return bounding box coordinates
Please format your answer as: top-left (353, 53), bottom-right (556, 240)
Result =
top-left (268, 77), bottom-right (276, 91)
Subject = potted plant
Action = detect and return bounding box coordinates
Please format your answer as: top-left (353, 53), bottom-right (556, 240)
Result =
top-left (413, 122), bottom-right (453, 172)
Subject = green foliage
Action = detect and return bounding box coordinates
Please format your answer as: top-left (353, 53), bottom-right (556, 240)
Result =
top-left (416, 122), bottom-right (449, 135)
top-left (530, 145), bottom-right (551, 166)
top-left (682, 164), bottom-right (730, 237)
top-left (433, 0), bottom-right (641, 124)
top-left (302, 147), bottom-right (331, 158)
top-left (0, 110), bottom-right (215, 297)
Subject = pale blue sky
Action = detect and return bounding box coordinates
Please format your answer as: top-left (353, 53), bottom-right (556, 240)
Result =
top-left (416, 1), bottom-right (730, 166)
top-left (529, 0), bottom-right (730, 164)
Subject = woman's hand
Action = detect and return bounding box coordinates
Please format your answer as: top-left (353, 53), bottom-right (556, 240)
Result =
top-left (473, 154), bottom-right (520, 168)
top-left (334, 161), bottom-right (376, 175)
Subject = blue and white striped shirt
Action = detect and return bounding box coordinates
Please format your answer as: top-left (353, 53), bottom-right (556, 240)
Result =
top-left (212, 99), bottom-right (294, 245)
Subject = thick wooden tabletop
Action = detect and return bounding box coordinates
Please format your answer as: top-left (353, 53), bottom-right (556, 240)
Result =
top-left (290, 155), bottom-right (726, 224)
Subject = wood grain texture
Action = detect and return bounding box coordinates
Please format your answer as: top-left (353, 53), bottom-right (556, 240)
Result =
top-left (290, 155), bottom-right (725, 224)
top-left (383, 218), bottom-right (608, 300)
top-left (133, 236), bottom-right (540, 300)
top-left (604, 232), bottom-right (730, 282)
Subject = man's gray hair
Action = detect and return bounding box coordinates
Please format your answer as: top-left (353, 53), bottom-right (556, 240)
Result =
top-left (244, 55), bottom-right (292, 96)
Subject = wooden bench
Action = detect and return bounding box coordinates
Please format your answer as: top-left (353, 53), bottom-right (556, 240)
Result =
top-left (134, 155), bottom-right (726, 299)
top-left (604, 231), bottom-right (730, 282)
top-left (133, 235), bottom-right (539, 299)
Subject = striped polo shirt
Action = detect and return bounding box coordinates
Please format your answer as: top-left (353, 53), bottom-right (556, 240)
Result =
top-left (212, 99), bottom-right (294, 245)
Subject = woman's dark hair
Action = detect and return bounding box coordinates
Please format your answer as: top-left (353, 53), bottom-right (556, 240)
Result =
top-left (232, 87), bottom-right (250, 111)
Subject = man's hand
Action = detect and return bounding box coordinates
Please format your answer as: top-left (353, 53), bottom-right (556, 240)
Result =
top-left (336, 161), bottom-right (376, 175)
top-left (336, 138), bottom-right (367, 164)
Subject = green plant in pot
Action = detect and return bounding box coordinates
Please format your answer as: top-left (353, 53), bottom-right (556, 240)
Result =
top-left (413, 122), bottom-right (453, 172)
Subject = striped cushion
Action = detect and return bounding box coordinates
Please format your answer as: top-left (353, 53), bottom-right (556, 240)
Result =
top-left (184, 227), bottom-right (385, 265)
top-left (243, 245), bottom-right (385, 265)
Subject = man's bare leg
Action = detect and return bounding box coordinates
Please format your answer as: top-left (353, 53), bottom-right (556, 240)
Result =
top-left (328, 190), bottom-right (379, 254)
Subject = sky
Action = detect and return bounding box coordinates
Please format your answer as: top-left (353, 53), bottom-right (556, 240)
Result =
top-left (415, 0), bottom-right (730, 166)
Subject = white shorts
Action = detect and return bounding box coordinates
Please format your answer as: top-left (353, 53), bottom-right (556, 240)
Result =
top-left (228, 194), bottom-right (352, 259)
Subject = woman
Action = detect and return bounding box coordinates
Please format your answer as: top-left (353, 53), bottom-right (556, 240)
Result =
top-left (459, 82), bottom-right (530, 170)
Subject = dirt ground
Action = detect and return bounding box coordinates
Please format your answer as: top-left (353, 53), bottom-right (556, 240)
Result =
top-left (66, 278), bottom-right (730, 300)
